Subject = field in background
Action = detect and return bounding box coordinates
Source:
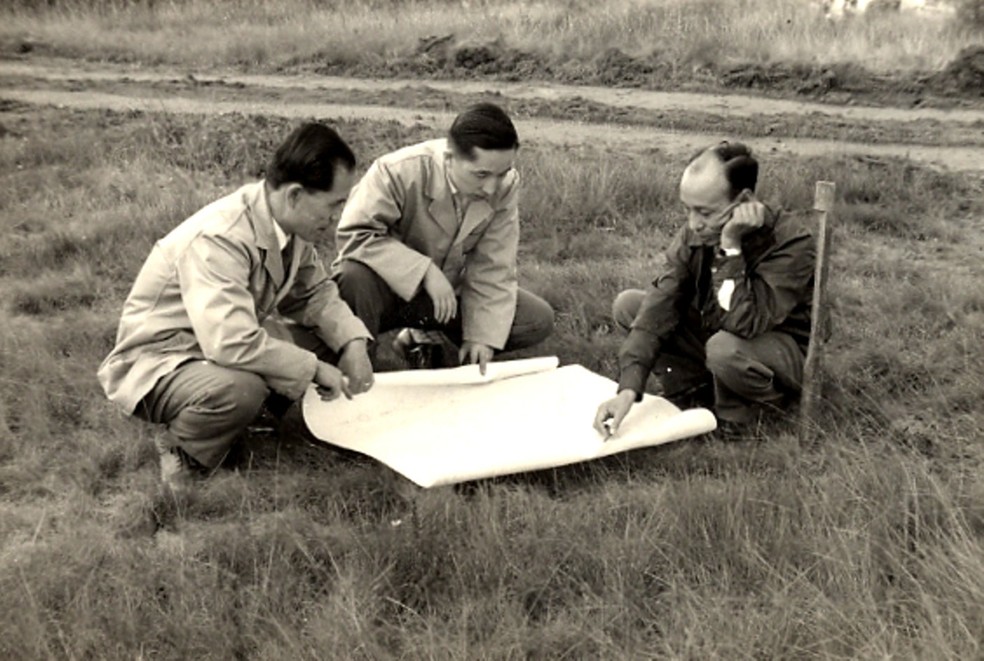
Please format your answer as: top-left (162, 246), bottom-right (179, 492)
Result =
top-left (1, 102), bottom-right (983, 657)
top-left (2, 0), bottom-right (983, 103)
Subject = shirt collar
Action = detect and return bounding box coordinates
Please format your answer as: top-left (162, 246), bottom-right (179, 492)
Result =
top-left (444, 152), bottom-right (462, 198)
top-left (271, 218), bottom-right (290, 251)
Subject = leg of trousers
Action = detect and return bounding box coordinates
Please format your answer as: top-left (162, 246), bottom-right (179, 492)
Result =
top-left (612, 288), bottom-right (805, 422)
top-left (137, 321), bottom-right (337, 468)
top-left (705, 330), bottom-right (805, 424)
top-left (335, 260), bottom-right (554, 352)
top-left (138, 361), bottom-right (269, 469)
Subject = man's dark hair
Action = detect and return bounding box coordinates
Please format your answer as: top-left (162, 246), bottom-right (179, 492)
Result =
top-left (266, 122), bottom-right (356, 191)
top-left (448, 103), bottom-right (519, 159)
top-left (689, 141), bottom-right (759, 199)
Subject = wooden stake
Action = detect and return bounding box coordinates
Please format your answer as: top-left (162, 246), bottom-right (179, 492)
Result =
top-left (799, 181), bottom-right (836, 446)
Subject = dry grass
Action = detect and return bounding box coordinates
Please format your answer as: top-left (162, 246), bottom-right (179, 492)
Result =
top-left (1, 0), bottom-right (978, 74)
top-left (1, 105), bottom-right (983, 658)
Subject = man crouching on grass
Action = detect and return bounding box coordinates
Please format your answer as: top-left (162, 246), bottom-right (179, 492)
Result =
top-left (98, 123), bottom-right (373, 492)
top-left (594, 141), bottom-right (816, 438)
top-left (332, 103), bottom-right (554, 373)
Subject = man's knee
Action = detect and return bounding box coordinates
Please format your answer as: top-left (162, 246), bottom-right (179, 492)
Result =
top-left (612, 289), bottom-right (645, 332)
top-left (704, 331), bottom-right (743, 380)
top-left (195, 370), bottom-right (268, 432)
top-left (508, 291), bottom-right (555, 350)
top-left (335, 260), bottom-right (383, 303)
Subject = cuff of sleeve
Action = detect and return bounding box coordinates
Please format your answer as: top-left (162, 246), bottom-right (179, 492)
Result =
top-left (618, 365), bottom-right (649, 402)
top-left (268, 350), bottom-right (319, 401)
top-left (321, 316), bottom-right (373, 353)
top-left (462, 328), bottom-right (508, 351)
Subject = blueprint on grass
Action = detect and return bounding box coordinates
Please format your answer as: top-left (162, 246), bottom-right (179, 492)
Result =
top-left (301, 356), bottom-right (717, 487)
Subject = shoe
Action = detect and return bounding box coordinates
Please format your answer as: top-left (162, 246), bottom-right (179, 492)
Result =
top-left (392, 328), bottom-right (457, 369)
top-left (262, 392), bottom-right (294, 420)
top-left (154, 435), bottom-right (206, 492)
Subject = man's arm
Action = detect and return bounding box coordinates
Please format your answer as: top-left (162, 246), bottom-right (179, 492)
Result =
top-left (459, 176), bottom-right (520, 350)
top-left (617, 228), bottom-right (694, 399)
top-left (335, 160), bottom-right (432, 301)
top-left (706, 218), bottom-right (816, 338)
top-left (177, 234), bottom-right (319, 401)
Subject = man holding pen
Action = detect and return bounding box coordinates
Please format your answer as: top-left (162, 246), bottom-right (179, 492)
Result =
top-left (595, 141), bottom-right (816, 437)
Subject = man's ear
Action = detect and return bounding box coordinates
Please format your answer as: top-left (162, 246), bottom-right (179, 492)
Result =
top-left (284, 183), bottom-right (304, 208)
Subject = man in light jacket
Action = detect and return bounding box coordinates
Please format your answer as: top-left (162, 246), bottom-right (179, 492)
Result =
top-left (333, 103), bottom-right (554, 374)
top-left (98, 123), bottom-right (373, 491)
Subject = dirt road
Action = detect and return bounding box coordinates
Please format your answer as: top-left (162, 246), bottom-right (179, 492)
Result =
top-left (2, 58), bottom-right (983, 172)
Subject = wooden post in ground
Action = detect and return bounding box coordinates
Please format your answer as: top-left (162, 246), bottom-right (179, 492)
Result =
top-left (799, 181), bottom-right (836, 446)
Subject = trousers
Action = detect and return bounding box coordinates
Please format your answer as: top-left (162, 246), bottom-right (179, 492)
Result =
top-left (136, 320), bottom-right (331, 468)
top-left (334, 260), bottom-right (555, 353)
top-left (613, 289), bottom-right (805, 423)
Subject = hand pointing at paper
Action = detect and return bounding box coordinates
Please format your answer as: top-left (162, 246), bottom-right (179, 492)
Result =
top-left (459, 341), bottom-right (494, 376)
top-left (593, 389), bottom-right (636, 438)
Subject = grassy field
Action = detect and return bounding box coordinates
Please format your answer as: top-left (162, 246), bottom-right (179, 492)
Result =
top-left (1, 0), bottom-right (981, 88)
top-left (1, 98), bottom-right (983, 658)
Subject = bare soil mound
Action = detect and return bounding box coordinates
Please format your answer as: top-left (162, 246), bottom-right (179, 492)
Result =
top-left (930, 45), bottom-right (984, 97)
top-left (289, 34), bottom-right (984, 107)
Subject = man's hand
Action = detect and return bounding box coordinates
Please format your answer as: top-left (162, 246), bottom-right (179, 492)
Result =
top-left (338, 338), bottom-right (374, 394)
top-left (422, 262), bottom-right (458, 324)
top-left (459, 342), bottom-right (494, 375)
top-left (314, 361), bottom-right (352, 401)
top-left (720, 191), bottom-right (766, 250)
top-left (593, 390), bottom-right (637, 438)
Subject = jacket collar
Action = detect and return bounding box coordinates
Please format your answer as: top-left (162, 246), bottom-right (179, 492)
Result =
top-left (245, 181), bottom-right (288, 283)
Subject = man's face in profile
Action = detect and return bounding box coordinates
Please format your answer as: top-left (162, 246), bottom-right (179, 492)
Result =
top-left (284, 166), bottom-right (355, 243)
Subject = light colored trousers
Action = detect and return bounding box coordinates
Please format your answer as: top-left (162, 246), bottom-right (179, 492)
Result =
top-left (136, 320), bottom-right (329, 468)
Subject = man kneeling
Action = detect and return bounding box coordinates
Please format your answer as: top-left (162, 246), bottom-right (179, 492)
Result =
top-left (98, 123), bottom-right (373, 491)
top-left (595, 141), bottom-right (816, 437)
top-left (332, 103), bottom-right (554, 374)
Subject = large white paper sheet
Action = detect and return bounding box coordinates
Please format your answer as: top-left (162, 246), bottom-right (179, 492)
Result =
top-left (302, 358), bottom-right (717, 487)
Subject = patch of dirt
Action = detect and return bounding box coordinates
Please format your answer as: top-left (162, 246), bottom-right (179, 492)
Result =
top-left (589, 48), bottom-right (669, 88)
top-left (2, 58), bottom-right (983, 172)
top-left (929, 45), bottom-right (984, 97)
top-left (13, 74), bottom-right (982, 149)
top-left (277, 33), bottom-right (984, 109)
top-left (7, 58), bottom-right (983, 125)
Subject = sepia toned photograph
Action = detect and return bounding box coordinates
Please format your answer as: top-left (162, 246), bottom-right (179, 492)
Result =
top-left (1, 0), bottom-right (982, 657)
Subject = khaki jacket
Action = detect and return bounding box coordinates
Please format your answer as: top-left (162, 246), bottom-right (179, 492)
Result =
top-left (332, 139), bottom-right (519, 349)
top-left (98, 181), bottom-right (370, 414)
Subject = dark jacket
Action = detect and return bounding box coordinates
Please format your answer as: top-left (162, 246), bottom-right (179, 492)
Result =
top-left (618, 208), bottom-right (816, 396)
